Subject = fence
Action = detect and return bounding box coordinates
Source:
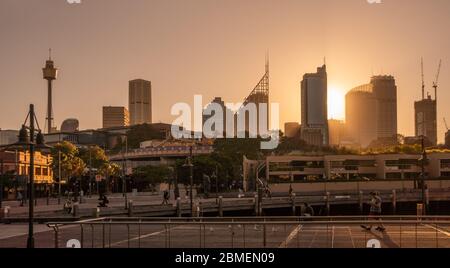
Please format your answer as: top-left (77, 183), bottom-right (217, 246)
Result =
top-left (47, 216), bottom-right (450, 248)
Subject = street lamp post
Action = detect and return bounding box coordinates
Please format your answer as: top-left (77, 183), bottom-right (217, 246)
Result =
top-left (419, 136), bottom-right (428, 215)
top-left (0, 159), bottom-right (4, 209)
top-left (1, 104), bottom-right (52, 248)
top-left (57, 150), bottom-right (61, 205)
top-left (183, 146), bottom-right (194, 216)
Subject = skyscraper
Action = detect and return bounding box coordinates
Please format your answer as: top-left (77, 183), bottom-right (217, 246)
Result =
top-left (300, 64), bottom-right (328, 146)
top-left (202, 97), bottom-right (232, 137)
top-left (415, 96), bottom-right (437, 146)
top-left (345, 75), bottom-right (398, 148)
top-left (103, 106), bottom-right (130, 128)
top-left (371, 76), bottom-right (398, 139)
top-left (345, 85), bottom-right (377, 147)
top-left (129, 79), bottom-right (152, 125)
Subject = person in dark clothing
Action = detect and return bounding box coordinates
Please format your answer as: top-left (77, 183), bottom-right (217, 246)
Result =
top-left (98, 194), bottom-right (109, 207)
top-left (361, 191), bottom-right (385, 232)
top-left (303, 203), bottom-right (315, 217)
top-left (162, 190), bottom-right (170, 205)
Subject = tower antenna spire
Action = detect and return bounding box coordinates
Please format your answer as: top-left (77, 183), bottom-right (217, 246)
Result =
top-left (49, 48), bottom-right (52, 60)
top-left (265, 50), bottom-right (269, 75)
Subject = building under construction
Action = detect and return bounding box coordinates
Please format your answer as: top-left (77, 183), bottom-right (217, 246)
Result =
top-left (414, 59), bottom-right (441, 146)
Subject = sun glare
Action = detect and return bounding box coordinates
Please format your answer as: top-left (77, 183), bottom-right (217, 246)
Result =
top-left (328, 86), bottom-right (345, 120)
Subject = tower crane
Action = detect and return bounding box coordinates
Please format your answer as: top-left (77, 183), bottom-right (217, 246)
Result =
top-left (433, 60), bottom-right (442, 101)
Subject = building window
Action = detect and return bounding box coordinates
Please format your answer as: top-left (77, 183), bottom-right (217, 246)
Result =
top-left (441, 159), bottom-right (450, 169)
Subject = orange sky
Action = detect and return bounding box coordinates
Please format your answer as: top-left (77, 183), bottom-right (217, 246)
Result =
top-left (0, 0), bottom-right (449, 142)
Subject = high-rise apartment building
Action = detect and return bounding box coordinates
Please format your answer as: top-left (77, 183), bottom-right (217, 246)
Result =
top-left (300, 65), bottom-right (328, 146)
top-left (129, 79), bottom-right (152, 125)
top-left (103, 106), bottom-right (130, 128)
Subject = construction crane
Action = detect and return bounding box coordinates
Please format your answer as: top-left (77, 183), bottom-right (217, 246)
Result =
top-left (421, 57), bottom-right (425, 99)
top-left (433, 59), bottom-right (442, 101)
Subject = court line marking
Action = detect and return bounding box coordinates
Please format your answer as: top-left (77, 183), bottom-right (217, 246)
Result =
top-left (331, 226), bottom-right (335, 248)
top-left (109, 226), bottom-right (179, 247)
top-left (278, 225), bottom-right (303, 248)
top-left (423, 224), bottom-right (450, 237)
top-left (347, 227), bottom-right (356, 248)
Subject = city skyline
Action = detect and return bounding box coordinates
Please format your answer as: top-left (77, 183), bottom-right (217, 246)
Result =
top-left (1, 0), bottom-right (450, 142)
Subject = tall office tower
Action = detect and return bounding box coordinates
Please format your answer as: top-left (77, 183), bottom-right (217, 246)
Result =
top-left (103, 106), bottom-right (130, 128)
top-left (415, 97), bottom-right (437, 146)
top-left (203, 97), bottom-right (232, 137)
top-left (42, 50), bottom-right (58, 133)
top-left (300, 65), bottom-right (328, 146)
top-left (328, 119), bottom-right (345, 146)
top-left (371, 76), bottom-right (398, 139)
top-left (236, 59), bottom-right (269, 137)
top-left (345, 85), bottom-right (377, 147)
top-left (284, 122), bottom-right (301, 138)
top-left (129, 79), bottom-right (152, 125)
top-left (345, 75), bottom-right (398, 148)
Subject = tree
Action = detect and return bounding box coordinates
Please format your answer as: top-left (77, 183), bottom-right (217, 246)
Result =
top-left (78, 145), bottom-right (108, 169)
top-left (50, 141), bottom-right (86, 180)
top-left (132, 165), bottom-right (171, 191)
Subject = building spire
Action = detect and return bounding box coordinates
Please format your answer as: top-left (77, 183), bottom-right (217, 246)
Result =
top-left (265, 51), bottom-right (269, 75)
top-left (49, 48), bottom-right (52, 61)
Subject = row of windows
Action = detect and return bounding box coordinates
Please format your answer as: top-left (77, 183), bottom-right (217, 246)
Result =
top-left (19, 166), bottom-right (52, 176)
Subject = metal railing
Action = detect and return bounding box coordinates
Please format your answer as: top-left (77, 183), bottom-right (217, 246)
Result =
top-left (47, 216), bottom-right (450, 248)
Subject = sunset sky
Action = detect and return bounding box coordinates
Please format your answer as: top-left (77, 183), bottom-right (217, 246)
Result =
top-left (0, 0), bottom-right (449, 142)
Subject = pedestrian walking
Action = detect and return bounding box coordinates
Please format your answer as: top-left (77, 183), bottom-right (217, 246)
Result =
top-left (162, 190), bottom-right (170, 205)
top-left (361, 191), bottom-right (385, 232)
top-left (17, 191), bottom-right (24, 207)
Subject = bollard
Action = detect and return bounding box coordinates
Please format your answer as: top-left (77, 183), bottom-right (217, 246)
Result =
top-left (425, 189), bottom-right (430, 211)
top-left (176, 197), bottom-right (182, 217)
top-left (196, 203), bottom-right (201, 217)
top-left (218, 196), bottom-right (223, 217)
top-left (93, 207), bottom-right (100, 218)
top-left (291, 193), bottom-right (296, 216)
top-left (2, 206), bottom-right (10, 219)
top-left (124, 194), bottom-right (128, 210)
top-left (128, 200), bottom-right (133, 217)
top-left (392, 189), bottom-right (397, 215)
top-left (325, 192), bottom-right (330, 216)
top-left (73, 204), bottom-right (79, 217)
top-left (358, 191), bottom-right (363, 214)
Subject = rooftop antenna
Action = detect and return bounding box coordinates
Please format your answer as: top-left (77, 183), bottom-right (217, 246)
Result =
top-left (421, 57), bottom-right (425, 100)
top-left (49, 48), bottom-right (52, 61)
top-left (265, 50), bottom-right (269, 75)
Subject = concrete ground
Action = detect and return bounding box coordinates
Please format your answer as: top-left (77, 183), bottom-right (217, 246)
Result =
top-left (1, 221), bottom-right (449, 248)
